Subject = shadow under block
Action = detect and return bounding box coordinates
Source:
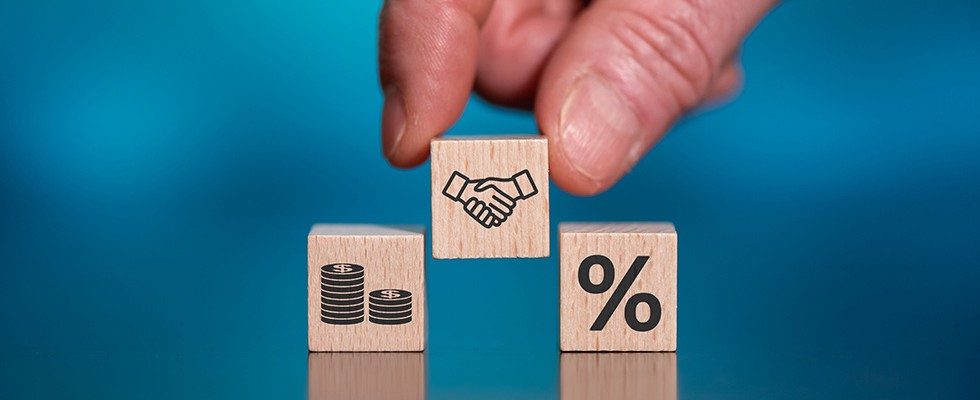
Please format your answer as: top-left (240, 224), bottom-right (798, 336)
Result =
top-left (430, 135), bottom-right (549, 259)
top-left (560, 353), bottom-right (677, 400)
top-left (559, 223), bottom-right (677, 351)
top-left (308, 224), bottom-right (425, 352)
top-left (308, 352), bottom-right (425, 400)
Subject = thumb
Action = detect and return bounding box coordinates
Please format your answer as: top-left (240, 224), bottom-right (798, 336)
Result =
top-left (535, 0), bottom-right (776, 195)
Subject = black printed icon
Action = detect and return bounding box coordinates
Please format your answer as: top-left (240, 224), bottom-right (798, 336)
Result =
top-left (368, 289), bottom-right (413, 325)
top-left (320, 263), bottom-right (365, 325)
top-left (442, 169), bottom-right (538, 228)
top-left (578, 255), bottom-right (662, 332)
top-left (319, 263), bottom-right (412, 326)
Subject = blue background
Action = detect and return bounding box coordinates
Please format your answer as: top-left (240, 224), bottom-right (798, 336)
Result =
top-left (1, 0), bottom-right (979, 398)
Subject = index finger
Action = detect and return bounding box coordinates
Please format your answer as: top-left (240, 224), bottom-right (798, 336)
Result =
top-left (379, 0), bottom-right (494, 167)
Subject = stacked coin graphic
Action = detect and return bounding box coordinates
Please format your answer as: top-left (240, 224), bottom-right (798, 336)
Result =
top-left (368, 289), bottom-right (413, 325)
top-left (320, 263), bottom-right (365, 325)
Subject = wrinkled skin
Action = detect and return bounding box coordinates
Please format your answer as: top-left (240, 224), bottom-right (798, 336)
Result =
top-left (379, 0), bottom-right (778, 195)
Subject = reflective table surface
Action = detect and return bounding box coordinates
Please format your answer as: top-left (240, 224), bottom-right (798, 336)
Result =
top-left (3, 345), bottom-right (975, 398)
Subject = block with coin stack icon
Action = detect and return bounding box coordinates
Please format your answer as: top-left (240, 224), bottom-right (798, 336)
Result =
top-left (430, 135), bottom-right (549, 259)
top-left (308, 224), bottom-right (425, 352)
top-left (560, 223), bottom-right (677, 351)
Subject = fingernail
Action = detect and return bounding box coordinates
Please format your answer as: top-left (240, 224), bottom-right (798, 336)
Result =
top-left (381, 85), bottom-right (406, 160)
top-left (558, 74), bottom-right (641, 184)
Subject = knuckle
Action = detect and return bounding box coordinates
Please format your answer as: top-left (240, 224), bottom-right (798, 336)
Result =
top-left (605, 3), bottom-right (715, 110)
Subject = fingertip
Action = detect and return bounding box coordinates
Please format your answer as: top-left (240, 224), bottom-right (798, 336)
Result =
top-left (384, 133), bottom-right (430, 169)
top-left (380, 85), bottom-right (436, 169)
top-left (381, 85), bottom-right (409, 164)
top-left (385, 149), bottom-right (428, 169)
top-left (548, 138), bottom-right (616, 196)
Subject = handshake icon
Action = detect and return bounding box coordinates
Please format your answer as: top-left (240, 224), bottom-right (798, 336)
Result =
top-left (442, 169), bottom-right (539, 228)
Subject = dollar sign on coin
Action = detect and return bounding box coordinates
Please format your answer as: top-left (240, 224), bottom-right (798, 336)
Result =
top-left (368, 289), bottom-right (413, 325)
top-left (332, 264), bottom-right (353, 273)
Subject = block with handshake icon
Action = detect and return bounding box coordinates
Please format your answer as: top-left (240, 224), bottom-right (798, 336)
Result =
top-left (431, 136), bottom-right (549, 259)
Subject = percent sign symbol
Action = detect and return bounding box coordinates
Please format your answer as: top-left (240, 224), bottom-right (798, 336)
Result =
top-left (578, 255), bottom-right (662, 332)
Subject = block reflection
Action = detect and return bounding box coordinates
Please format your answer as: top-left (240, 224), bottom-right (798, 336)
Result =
top-left (560, 353), bottom-right (677, 400)
top-left (308, 352), bottom-right (425, 400)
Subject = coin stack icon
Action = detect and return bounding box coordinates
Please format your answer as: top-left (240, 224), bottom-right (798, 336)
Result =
top-left (320, 263), bottom-right (365, 325)
top-left (368, 289), bottom-right (413, 325)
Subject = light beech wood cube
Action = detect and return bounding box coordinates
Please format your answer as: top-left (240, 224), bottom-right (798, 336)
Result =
top-left (430, 135), bottom-right (549, 259)
top-left (560, 353), bottom-right (677, 400)
top-left (308, 224), bottom-right (425, 352)
top-left (308, 352), bottom-right (425, 400)
top-left (560, 223), bottom-right (677, 351)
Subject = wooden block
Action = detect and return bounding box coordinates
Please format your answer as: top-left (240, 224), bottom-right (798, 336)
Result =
top-left (430, 135), bottom-right (549, 259)
top-left (308, 352), bottom-right (425, 400)
top-left (560, 353), bottom-right (677, 400)
top-left (308, 224), bottom-right (425, 352)
top-left (559, 223), bottom-right (677, 351)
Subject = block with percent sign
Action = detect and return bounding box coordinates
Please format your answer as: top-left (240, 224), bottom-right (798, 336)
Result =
top-left (308, 224), bottom-right (426, 352)
top-left (559, 223), bottom-right (677, 351)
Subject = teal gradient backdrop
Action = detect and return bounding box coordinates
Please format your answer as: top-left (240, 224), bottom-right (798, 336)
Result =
top-left (1, 0), bottom-right (979, 398)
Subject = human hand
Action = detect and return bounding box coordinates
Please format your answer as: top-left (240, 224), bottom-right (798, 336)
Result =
top-left (379, 0), bottom-right (776, 195)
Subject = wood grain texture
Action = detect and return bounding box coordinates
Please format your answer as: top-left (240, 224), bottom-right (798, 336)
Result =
top-left (308, 224), bottom-right (425, 352)
top-left (430, 136), bottom-right (549, 259)
top-left (308, 352), bottom-right (425, 399)
top-left (560, 353), bottom-right (677, 400)
top-left (560, 223), bottom-right (677, 351)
